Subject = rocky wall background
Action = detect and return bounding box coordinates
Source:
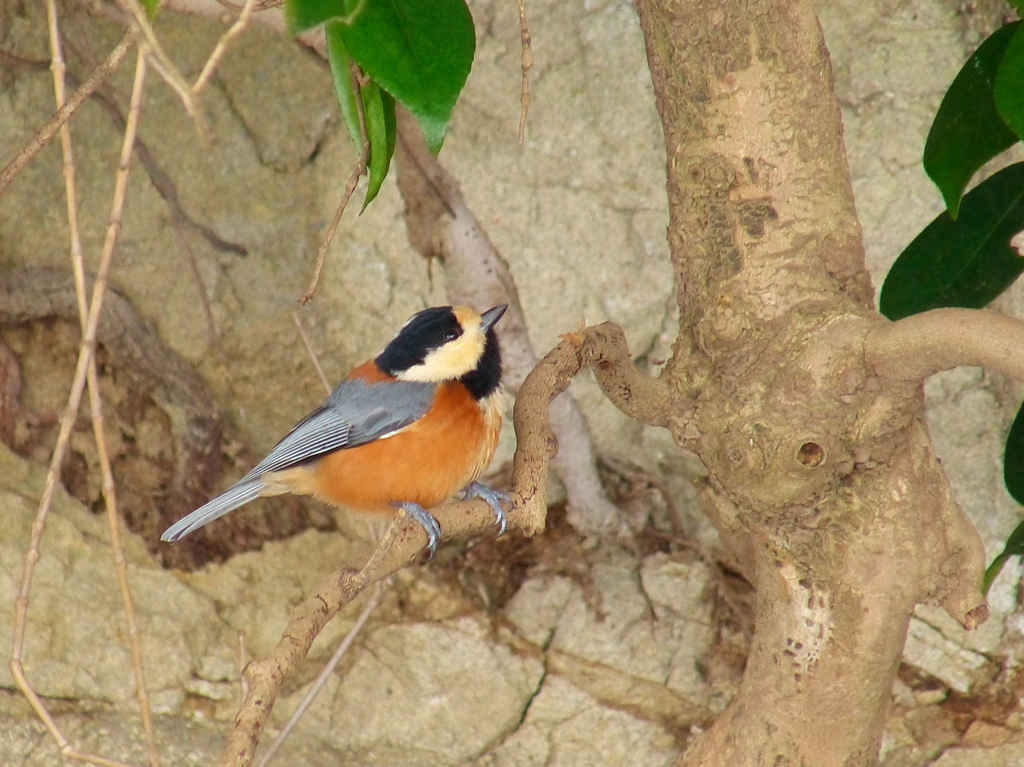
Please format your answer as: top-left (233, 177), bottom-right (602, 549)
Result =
top-left (1, 0), bottom-right (1023, 764)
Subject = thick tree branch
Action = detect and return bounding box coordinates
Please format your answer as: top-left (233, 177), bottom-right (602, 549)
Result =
top-left (632, 1), bottom-right (990, 766)
top-left (586, 323), bottom-right (676, 428)
top-left (865, 307), bottom-right (1024, 384)
top-left (509, 323), bottom-right (683, 525)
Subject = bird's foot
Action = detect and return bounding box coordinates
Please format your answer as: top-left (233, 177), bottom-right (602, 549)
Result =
top-left (464, 481), bottom-right (511, 536)
top-left (394, 501), bottom-right (442, 560)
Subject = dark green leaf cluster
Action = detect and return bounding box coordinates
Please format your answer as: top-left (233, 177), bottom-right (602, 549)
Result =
top-left (880, 14), bottom-right (1024, 592)
top-left (922, 23), bottom-right (1020, 219)
top-left (286, 0), bottom-right (475, 207)
top-left (878, 163), bottom-right (1024, 321)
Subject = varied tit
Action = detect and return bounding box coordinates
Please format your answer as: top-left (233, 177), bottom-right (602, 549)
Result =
top-left (161, 304), bottom-right (510, 557)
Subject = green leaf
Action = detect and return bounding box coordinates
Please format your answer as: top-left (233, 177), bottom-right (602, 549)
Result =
top-left (325, 22), bottom-right (396, 209)
top-left (361, 80), bottom-right (397, 209)
top-left (879, 162), bottom-right (1024, 320)
top-left (983, 517), bottom-right (1024, 594)
top-left (996, 24), bottom-right (1024, 142)
top-left (285, 0), bottom-right (355, 35)
top-left (1006, 400), bottom-right (1024, 505)
top-left (337, 0), bottom-right (475, 153)
top-left (140, 0), bottom-right (159, 18)
top-left (326, 23), bottom-right (362, 148)
top-left (924, 22), bottom-right (1020, 219)
top-left (985, 401), bottom-right (1024, 593)
top-left (983, 551), bottom-right (1012, 595)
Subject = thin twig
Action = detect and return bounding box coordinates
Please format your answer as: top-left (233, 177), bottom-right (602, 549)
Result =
top-left (47, 27), bottom-right (246, 258)
top-left (171, 214), bottom-right (219, 343)
top-left (0, 32), bottom-right (133, 200)
top-left (9, 47), bottom-right (149, 767)
top-left (252, 306), bottom-right (360, 767)
top-left (239, 631), bottom-right (249, 704)
top-left (299, 155), bottom-right (367, 304)
top-left (59, 751), bottom-right (138, 767)
top-left (193, 0), bottom-right (258, 95)
top-left (46, 9), bottom-right (160, 766)
top-left (292, 313), bottom-right (331, 394)
top-left (111, 0), bottom-right (210, 140)
top-left (6, 46), bottom-right (229, 259)
top-left (255, 582), bottom-right (384, 767)
top-left (91, 373), bottom-right (162, 766)
top-left (299, 62), bottom-right (371, 305)
top-left (211, 0), bottom-right (283, 11)
top-left (517, 0), bottom-right (532, 144)
top-left (54, 44), bottom-right (249, 257)
top-left (0, 47), bottom-right (49, 70)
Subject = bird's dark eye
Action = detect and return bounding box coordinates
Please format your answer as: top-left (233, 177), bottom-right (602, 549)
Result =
top-left (444, 329), bottom-right (460, 342)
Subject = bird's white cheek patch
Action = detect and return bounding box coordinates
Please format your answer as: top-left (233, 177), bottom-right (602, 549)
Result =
top-left (398, 329), bottom-right (485, 383)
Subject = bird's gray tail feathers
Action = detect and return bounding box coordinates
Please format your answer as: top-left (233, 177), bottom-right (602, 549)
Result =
top-left (161, 480), bottom-right (264, 542)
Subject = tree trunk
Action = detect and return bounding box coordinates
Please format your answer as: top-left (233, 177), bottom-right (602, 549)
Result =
top-left (630, 0), bottom-right (990, 764)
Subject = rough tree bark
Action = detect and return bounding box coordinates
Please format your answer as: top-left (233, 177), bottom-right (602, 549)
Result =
top-left (612, 0), bottom-right (995, 764)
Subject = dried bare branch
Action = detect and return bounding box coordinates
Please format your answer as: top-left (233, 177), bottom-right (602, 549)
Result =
top-left (865, 307), bottom-right (1024, 384)
top-left (4, 39), bottom-right (248, 261)
top-left (67, 60), bottom-right (249, 256)
top-left (512, 322), bottom-right (682, 522)
top-left (212, 0), bottom-right (282, 11)
top-left (2, 268), bottom-right (230, 567)
top-left (516, 0), bottom-right (532, 144)
top-left (193, 0), bottom-right (259, 95)
top-left (299, 151), bottom-right (368, 304)
top-left (300, 62), bottom-right (370, 305)
top-left (292, 313), bottom-right (332, 394)
top-left (217, 495), bottom-right (529, 766)
top-left (0, 48), bottom-right (49, 70)
top-left (111, 0), bottom-right (211, 140)
top-left (9, 46), bottom-right (149, 767)
top-left (238, 631), bottom-right (249, 703)
top-left (45, 9), bottom-right (160, 766)
top-left (170, 215), bottom-right (219, 343)
top-left (0, 32), bottom-right (133, 200)
top-left (584, 323), bottom-right (676, 427)
top-left (89, 352), bottom-right (162, 766)
top-left (168, 0), bottom-right (325, 54)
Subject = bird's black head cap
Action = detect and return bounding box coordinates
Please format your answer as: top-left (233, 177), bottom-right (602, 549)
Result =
top-left (376, 305), bottom-right (505, 399)
top-left (376, 306), bottom-right (463, 375)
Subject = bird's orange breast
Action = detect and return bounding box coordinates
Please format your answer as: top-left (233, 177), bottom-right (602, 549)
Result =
top-left (301, 381), bottom-right (503, 513)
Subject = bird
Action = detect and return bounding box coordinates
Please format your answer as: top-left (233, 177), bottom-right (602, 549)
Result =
top-left (161, 304), bottom-right (511, 557)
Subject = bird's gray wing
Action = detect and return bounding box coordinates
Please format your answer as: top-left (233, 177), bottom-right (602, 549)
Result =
top-left (161, 378), bottom-right (437, 542)
top-left (239, 377), bottom-right (437, 482)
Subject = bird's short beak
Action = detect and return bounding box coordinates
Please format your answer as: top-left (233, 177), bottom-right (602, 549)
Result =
top-left (480, 304), bottom-right (508, 333)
